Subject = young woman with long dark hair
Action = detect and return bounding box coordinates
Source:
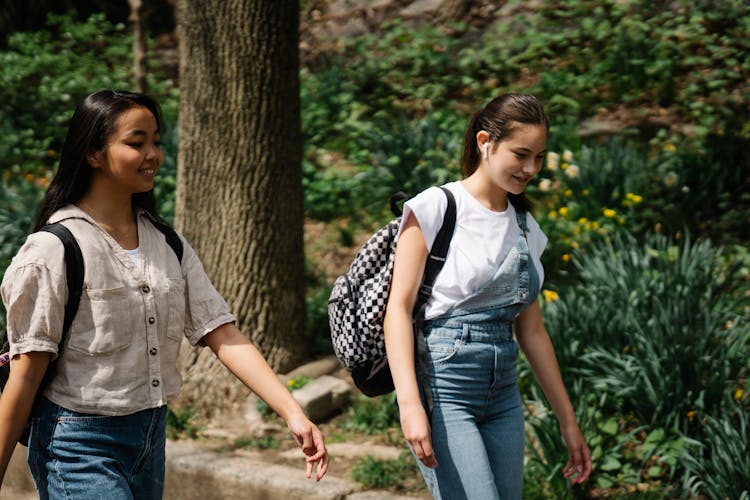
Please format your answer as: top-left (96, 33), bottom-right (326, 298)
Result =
top-left (0, 89), bottom-right (328, 498)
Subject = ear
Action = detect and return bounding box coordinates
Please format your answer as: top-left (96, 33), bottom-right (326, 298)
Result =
top-left (475, 130), bottom-right (491, 150)
top-left (87, 150), bottom-right (103, 168)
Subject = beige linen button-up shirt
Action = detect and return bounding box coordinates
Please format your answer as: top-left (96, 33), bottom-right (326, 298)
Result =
top-left (1, 205), bottom-right (235, 416)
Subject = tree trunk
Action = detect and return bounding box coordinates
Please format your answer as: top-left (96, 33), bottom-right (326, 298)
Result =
top-left (174, 0), bottom-right (306, 413)
top-left (128, 0), bottom-right (147, 93)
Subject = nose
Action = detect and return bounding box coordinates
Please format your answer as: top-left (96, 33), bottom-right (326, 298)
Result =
top-left (144, 143), bottom-right (159, 161)
top-left (523, 158), bottom-right (540, 175)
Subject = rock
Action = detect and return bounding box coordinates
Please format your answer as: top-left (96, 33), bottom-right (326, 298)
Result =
top-left (292, 375), bottom-right (352, 422)
top-left (401, 0), bottom-right (450, 17)
top-left (284, 355), bottom-right (343, 381)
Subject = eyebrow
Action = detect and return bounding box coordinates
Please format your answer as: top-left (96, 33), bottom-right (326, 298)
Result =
top-left (124, 129), bottom-right (160, 137)
top-left (513, 146), bottom-right (547, 154)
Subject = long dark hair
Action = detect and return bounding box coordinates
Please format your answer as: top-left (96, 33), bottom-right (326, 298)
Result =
top-left (460, 93), bottom-right (549, 212)
top-left (34, 89), bottom-right (164, 231)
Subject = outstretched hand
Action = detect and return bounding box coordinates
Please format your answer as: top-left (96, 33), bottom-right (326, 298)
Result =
top-left (560, 422), bottom-right (592, 484)
top-left (287, 413), bottom-right (329, 481)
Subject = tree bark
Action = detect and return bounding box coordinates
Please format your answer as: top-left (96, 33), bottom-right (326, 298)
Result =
top-left (174, 0), bottom-right (306, 412)
top-left (128, 0), bottom-right (147, 93)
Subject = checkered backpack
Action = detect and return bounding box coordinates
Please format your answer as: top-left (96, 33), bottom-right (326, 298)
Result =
top-left (328, 187), bottom-right (456, 397)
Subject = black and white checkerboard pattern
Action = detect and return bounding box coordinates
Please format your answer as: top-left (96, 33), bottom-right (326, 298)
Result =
top-left (329, 217), bottom-right (401, 369)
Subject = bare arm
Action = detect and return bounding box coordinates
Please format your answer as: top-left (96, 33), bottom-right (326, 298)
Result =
top-left (0, 352), bottom-right (50, 486)
top-left (383, 213), bottom-right (437, 467)
top-left (202, 323), bottom-right (328, 481)
top-left (515, 300), bottom-right (591, 483)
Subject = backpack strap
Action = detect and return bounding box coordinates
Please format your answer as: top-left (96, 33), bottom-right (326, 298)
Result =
top-left (151, 219), bottom-right (184, 263)
top-left (412, 186), bottom-right (457, 415)
top-left (39, 223), bottom-right (84, 348)
top-left (29, 223), bottom-right (85, 401)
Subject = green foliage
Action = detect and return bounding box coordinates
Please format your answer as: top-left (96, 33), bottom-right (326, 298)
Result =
top-left (166, 405), bottom-right (202, 439)
top-left (681, 403), bottom-right (750, 499)
top-left (350, 452), bottom-right (421, 491)
top-left (572, 233), bottom-right (749, 432)
top-left (341, 394), bottom-right (399, 435)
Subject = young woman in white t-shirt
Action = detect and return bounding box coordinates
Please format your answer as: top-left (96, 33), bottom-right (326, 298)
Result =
top-left (384, 93), bottom-right (591, 499)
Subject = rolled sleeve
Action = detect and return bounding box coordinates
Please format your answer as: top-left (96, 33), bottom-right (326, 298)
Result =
top-left (179, 238), bottom-right (235, 346)
top-left (2, 259), bottom-right (66, 359)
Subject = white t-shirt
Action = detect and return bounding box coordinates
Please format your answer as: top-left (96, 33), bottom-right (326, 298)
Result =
top-left (124, 246), bottom-right (142, 267)
top-left (399, 181), bottom-right (548, 319)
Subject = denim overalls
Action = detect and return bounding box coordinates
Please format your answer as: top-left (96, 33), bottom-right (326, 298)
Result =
top-left (415, 209), bottom-right (540, 500)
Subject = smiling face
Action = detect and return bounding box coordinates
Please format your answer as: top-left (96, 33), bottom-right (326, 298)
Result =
top-left (88, 105), bottom-right (163, 197)
top-left (479, 123), bottom-right (547, 195)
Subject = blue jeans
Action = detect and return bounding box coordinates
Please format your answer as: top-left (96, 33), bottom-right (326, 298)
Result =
top-left (27, 398), bottom-right (167, 500)
top-left (415, 319), bottom-right (525, 500)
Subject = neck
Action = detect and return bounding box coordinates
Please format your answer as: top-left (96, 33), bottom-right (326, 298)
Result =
top-left (462, 174), bottom-right (509, 212)
top-left (76, 188), bottom-right (139, 249)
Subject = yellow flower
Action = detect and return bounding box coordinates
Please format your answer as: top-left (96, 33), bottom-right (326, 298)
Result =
top-left (561, 162), bottom-right (568, 170)
top-left (542, 289), bottom-right (559, 302)
top-left (571, 241), bottom-right (579, 249)
top-left (559, 206), bottom-right (569, 217)
top-left (582, 189), bottom-right (590, 196)
top-left (548, 210), bottom-right (558, 219)
top-left (24, 173), bottom-right (35, 182)
top-left (687, 410), bottom-right (696, 422)
top-left (734, 389), bottom-right (745, 401)
top-left (603, 208), bottom-right (616, 218)
top-left (625, 192), bottom-right (643, 204)
top-left (578, 217), bottom-right (588, 224)
top-left (286, 379), bottom-right (296, 387)
top-left (663, 143), bottom-right (676, 153)
top-left (561, 254), bottom-right (571, 262)
top-left (564, 189), bottom-right (573, 197)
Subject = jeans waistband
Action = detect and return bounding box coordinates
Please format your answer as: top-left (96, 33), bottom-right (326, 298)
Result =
top-left (424, 317), bottom-right (513, 342)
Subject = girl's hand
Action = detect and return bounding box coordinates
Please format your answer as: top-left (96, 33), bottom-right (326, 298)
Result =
top-left (560, 422), bottom-right (592, 484)
top-left (286, 412), bottom-right (329, 481)
top-left (399, 402), bottom-right (437, 468)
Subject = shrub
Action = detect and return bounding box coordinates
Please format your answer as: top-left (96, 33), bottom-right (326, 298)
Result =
top-left (341, 394), bottom-right (400, 435)
top-left (350, 452), bottom-right (421, 491)
top-left (568, 232), bottom-right (748, 433)
top-left (681, 403), bottom-right (750, 499)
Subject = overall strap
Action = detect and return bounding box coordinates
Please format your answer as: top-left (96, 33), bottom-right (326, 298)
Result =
top-left (413, 186), bottom-right (457, 416)
top-left (514, 207), bottom-right (529, 237)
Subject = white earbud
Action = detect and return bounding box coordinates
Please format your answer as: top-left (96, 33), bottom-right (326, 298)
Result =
top-left (483, 143), bottom-right (489, 160)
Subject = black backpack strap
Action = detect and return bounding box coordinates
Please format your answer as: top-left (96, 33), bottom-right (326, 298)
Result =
top-left (39, 224), bottom-right (84, 342)
top-left (412, 186), bottom-right (457, 416)
top-left (34, 223), bottom-right (84, 399)
top-left (151, 220), bottom-right (183, 263)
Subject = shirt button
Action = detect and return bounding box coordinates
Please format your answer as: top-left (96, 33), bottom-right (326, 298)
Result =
top-left (148, 317), bottom-right (156, 324)
top-left (150, 347), bottom-right (158, 356)
top-left (141, 285), bottom-right (151, 293)
top-left (152, 379), bottom-right (160, 387)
